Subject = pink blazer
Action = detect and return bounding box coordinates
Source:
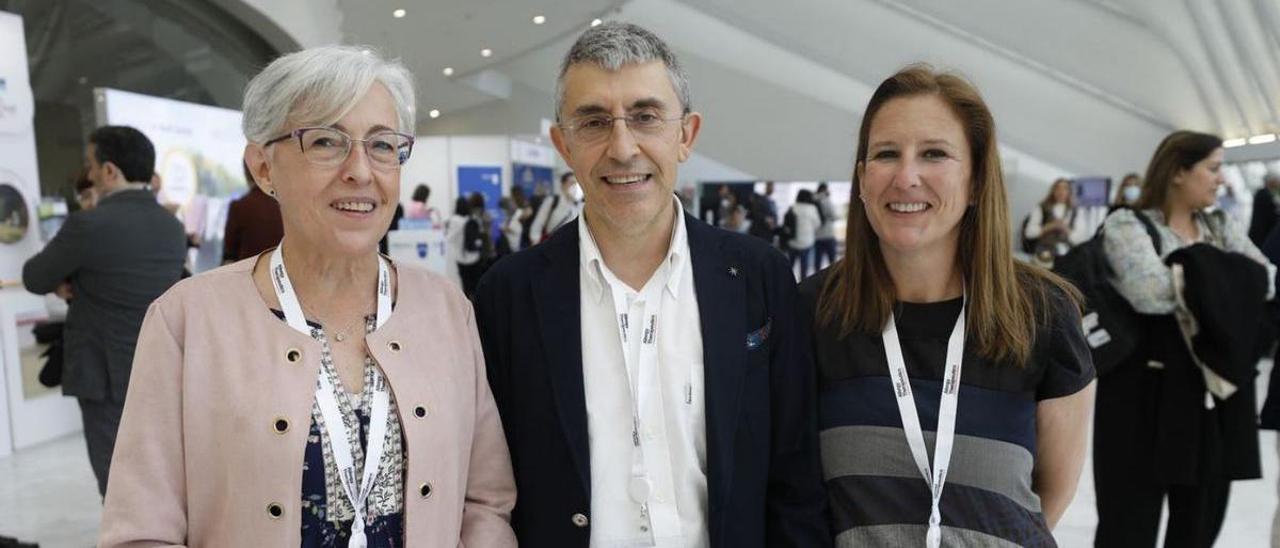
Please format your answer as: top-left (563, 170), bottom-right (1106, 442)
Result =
top-left (99, 258), bottom-right (516, 547)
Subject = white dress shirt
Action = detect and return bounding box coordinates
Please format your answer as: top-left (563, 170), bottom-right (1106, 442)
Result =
top-left (579, 199), bottom-right (709, 548)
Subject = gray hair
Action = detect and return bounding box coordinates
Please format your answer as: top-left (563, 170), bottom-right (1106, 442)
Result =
top-left (554, 22), bottom-right (691, 121)
top-left (242, 45), bottom-right (416, 143)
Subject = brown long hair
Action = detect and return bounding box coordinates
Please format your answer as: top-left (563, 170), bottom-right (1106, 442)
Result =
top-left (818, 64), bottom-right (1079, 366)
top-left (1039, 178), bottom-right (1076, 210)
top-left (1134, 130), bottom-right (1223, 217)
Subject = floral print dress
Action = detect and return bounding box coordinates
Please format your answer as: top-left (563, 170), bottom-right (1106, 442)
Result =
top-left (297, 314), bottom-right (407, 547)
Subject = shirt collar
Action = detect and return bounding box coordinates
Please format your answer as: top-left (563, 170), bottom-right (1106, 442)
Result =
top-left (101, 182), bottom-right (152, 199)
top-left (579, 195), bottom-right (688, 304)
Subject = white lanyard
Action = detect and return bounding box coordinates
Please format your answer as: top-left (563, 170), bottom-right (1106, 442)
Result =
top-left (609, 278), bottom-right (663, 508)
top-left (881, 296), bottom-right (965, 548)
top-left (270, 245), bottom-right (392, 548)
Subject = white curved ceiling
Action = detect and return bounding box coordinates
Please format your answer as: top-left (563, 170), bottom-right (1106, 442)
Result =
top-left (241, 0), bottom-right (1280, 187)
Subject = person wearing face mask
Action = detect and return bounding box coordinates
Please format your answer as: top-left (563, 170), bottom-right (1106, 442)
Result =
top-left (530, 171), bottom-right (583, 244)
top-left (97, 45), bottom-right (516, 547)
top-left (802, 64), bottom-right (1094, 547)
top-left (1095, 131), bottom-right (1275, 548)
top-left (1110, 173), bottom-right (1143, 213)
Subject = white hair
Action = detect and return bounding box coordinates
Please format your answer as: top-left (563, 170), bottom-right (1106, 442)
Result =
top-left (242, 45), bottom-right (416, 143)
top-left (555, 22), bottom-right (691, 121)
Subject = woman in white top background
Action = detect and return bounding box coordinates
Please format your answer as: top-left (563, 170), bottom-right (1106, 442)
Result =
top-left (1024, 178), bottom-right (1088, 256)
top-left (787, 189), bottom-right (824, 279)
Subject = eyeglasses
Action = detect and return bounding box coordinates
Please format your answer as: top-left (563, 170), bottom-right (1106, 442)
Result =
top-left (263, 127), bottom-right (415, 169)
top-left (560, 111), bottom-right (686, 145)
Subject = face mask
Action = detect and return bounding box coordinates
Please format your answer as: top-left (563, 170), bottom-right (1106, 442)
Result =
top-left (1122, 186), bottom-right (1141, 203)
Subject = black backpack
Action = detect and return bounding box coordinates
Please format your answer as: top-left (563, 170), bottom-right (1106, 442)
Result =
top-left (781, 208), bottom-right (797, 242)
top-left (1052, 209), bottom-right (1161, 376)
top-left (1019, 213), bottom-right (1037, 254)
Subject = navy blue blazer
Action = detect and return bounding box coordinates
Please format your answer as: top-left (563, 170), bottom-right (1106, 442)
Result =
top-left (472, 213), bottom-right (830, 548)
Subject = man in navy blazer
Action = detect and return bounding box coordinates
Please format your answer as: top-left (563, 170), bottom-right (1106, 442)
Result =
top-left (472, 22), bottom-right (828, 548)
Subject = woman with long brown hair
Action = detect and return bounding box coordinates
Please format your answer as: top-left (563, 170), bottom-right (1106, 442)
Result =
top-left (799, 64), bottom-right (1095, 546)
top-left (1095, 131), bottom-right (1274, 547)
top-left (1024, 177), bottom-right (1087, 257)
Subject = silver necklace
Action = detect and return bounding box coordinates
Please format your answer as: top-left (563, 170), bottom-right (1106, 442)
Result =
top-left (301, 303), bottom-right (371, 343)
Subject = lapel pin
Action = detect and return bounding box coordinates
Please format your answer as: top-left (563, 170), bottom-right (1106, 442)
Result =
top-left (727, 266), bottom-right (739, 278)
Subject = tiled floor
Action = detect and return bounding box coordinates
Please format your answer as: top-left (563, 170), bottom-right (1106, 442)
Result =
top-left (3, 365), bottom-right (1278, 547)
top-left (0, 432), bottom-right (101, 547)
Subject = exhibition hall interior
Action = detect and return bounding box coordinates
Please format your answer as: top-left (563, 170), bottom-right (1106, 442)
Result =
top-left (2, 0), bottom-right (1280, 546)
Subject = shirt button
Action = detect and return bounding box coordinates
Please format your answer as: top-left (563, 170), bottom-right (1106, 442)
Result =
top-left (572, 513), bottom-right (589, 528)
top-left (419, 482), bottom-right (433, 499)
top-left (272, 417), bottom-right (290, 435)
top-left (266, 502), bottom-right (284, 519)
top-left (413, 405), bottom-right (428, 419)
top-left (285, 348), bottom-right (302, 363)
top-left (389, 341), bottom-right (402, 352)
top-left (656, 493), bottom-right (667, 504)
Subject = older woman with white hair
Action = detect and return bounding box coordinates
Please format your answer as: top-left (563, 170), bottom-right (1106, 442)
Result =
top-left (98, 46), bottom-right (517, 547)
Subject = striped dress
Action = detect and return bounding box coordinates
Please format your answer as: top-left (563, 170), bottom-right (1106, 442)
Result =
top-left (800, 273), bottom-right (1094, 547)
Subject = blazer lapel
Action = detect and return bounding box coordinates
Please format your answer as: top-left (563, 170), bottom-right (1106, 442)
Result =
top-left (686, 216), bottom-right (748, 529)
top-left (531, 221), bottom-right (592, 494)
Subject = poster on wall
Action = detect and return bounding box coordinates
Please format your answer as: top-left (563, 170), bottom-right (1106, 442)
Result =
top-left (386, 228), bottom-right (448, 276)
top-left (96, 88), bottom-right (247, 273)
top-left (512, 163), bottom-right (553, 201)
top-left (0, 10), bottom-right (42, 284)
top-left (457, 165), bottom-right (504, 236)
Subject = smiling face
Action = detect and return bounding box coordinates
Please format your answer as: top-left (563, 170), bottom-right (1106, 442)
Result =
top-left (550, 61), bottom-right (701, 237)
top-left (1171, 147), bottom-right (1224, 210)
top-left (245, 83), bottom-right (402, 257)
top-left (858, 94), bottom-right (972, 260)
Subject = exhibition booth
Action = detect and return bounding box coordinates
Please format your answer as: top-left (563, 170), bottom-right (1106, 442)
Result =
top-left (0, 7), bottom-right (564, 455)
top-left (0, 10), bottom-right (80, 459)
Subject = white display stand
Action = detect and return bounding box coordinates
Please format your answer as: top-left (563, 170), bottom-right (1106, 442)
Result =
top-left (387, 227), bottom-right (449, 277)
top-left (0, 289), bottom-right (81, 454)
top-left (0, 10), bottom-right (42, 284)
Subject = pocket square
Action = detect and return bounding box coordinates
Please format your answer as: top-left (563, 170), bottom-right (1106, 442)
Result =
top-left (746, 317), bottom-right (773, 350)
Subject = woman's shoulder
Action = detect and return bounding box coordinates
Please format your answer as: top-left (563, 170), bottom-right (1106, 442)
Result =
top-left (1016, 265), bottom-right (1081, 321)
top-left (392, 261), bottom-right (471, 316)
top-left (142, 260), bottom-right (261, 330)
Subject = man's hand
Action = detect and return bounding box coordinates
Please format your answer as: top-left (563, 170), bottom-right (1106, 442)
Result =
top-left (55, 282), bottom-right (73, 300)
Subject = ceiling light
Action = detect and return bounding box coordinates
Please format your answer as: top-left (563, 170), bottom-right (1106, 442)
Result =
top-left (480, 48), bottom-right (492, 58)
top-left (1247, 133), bottom-right (1277, 145)
top-left (393, 8), bottom-right (406, 18)
top-left (1224, 138), bottom-right (1248, 148)
top-left (429, 109), bottom-right (440, 119)
top-left (442, 67), bottom-right (454, 76)
top-left (591, 18), bottom-right (603, 27)
top-left (533, 15), bottom-right (546, 25)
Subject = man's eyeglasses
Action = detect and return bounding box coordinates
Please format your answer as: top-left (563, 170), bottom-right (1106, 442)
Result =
top-left (560, 112), bottom-right (686, 145)
top-left (263, 127), bottom-right (415, 169)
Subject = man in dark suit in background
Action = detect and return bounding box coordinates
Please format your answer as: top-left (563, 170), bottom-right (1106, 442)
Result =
top-left (22, 125), bottom-right (187, 497)
top-left (1250, 173), bottom-right (1280, 246)
top-left (472, 22), bottom-right (828, 548)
